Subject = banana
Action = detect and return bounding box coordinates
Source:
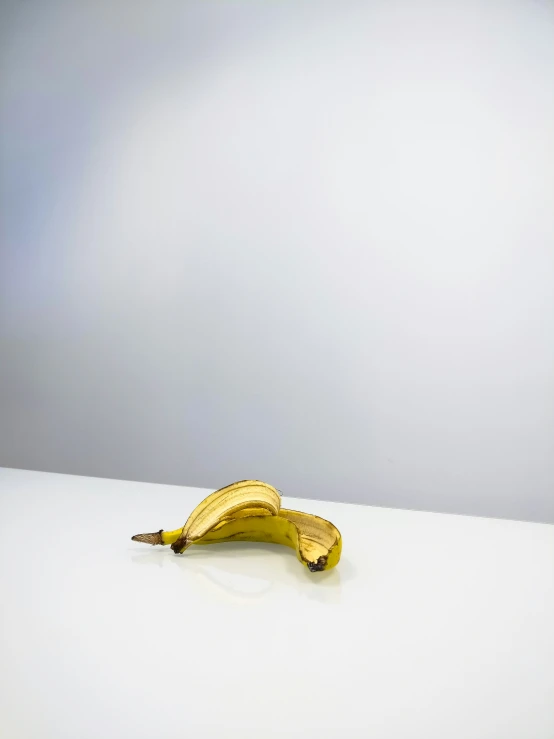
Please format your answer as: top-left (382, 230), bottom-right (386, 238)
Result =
top-left (131, 480), bottom-right (341, 572)
top-left (196, 509), bottom-right (342, 572)
top-left (133, 480), bottom-right (281, 554)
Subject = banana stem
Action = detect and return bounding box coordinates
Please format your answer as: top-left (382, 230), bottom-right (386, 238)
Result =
top-left (131, 530), bottom-right (164, 545)
top-left (131, 528), bottom-right (183, 546)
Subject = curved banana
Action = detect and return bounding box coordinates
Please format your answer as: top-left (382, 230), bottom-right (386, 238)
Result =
top-left (197, 509), bottom-right (342, 572)
top-left (132, 480), bottom-right (280, 554)
top-left (132, 502), bottom-right (342, 572)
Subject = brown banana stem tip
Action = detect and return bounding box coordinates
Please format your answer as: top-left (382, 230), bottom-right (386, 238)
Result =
top-left (170, 536), bottom-right (188, 554)
top-left (307, 555), bottom-right (328, 572)
top-left (131, 529), bottom-right (164, 546)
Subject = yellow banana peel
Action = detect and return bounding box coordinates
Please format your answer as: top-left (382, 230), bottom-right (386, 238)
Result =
top-left (132, 480), bottom-right (342, 572)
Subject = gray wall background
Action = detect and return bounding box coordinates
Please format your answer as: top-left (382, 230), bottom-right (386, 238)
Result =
top-left (1, 0), bottom-right (553, 523)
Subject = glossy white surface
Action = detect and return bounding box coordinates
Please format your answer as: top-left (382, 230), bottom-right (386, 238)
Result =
top-left (1, 468), bottom-right (553, 739)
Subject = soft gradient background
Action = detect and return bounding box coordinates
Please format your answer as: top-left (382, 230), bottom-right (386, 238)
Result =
top-left (1, 0), bottom-right (553, 522)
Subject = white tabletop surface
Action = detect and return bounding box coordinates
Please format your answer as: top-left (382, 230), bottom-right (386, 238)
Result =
top-left (1, 468), bottom-right (553, 739)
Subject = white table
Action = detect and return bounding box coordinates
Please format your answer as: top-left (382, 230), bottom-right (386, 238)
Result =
top-left (1, 468), bottom-right (553, 739)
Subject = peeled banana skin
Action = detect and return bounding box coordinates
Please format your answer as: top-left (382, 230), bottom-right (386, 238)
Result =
top-left (196, 510), bottom-right (342, 572)
top-left (132, 480), bottom-right (342, 572)
top-left (170, 480), bottom-right (281, 553)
